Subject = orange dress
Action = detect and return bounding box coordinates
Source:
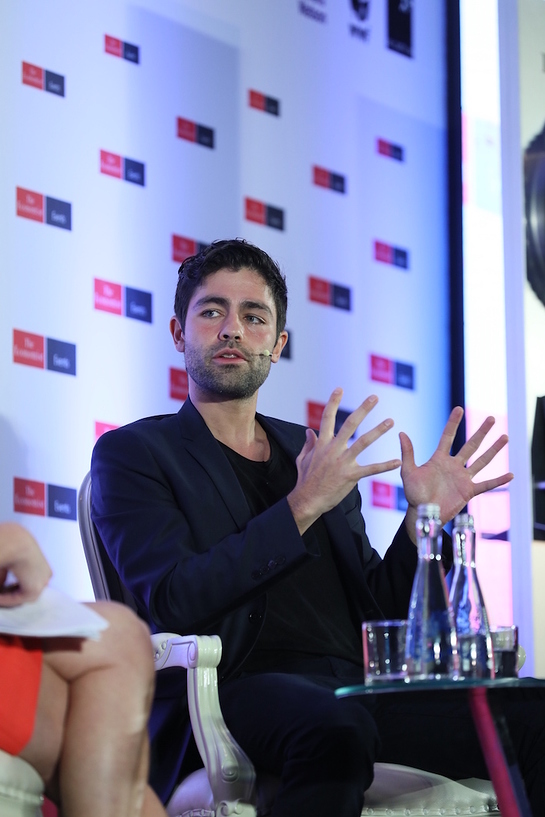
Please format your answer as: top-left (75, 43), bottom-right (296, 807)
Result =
top-left (0, 635), bottom-right (43, 754)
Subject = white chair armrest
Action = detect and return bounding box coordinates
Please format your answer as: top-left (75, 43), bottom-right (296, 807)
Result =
top-left (152, 633), bottom-right (256, 817)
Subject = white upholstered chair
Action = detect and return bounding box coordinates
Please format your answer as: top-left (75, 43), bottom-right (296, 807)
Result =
top-left (0, 750), bottom-right (44, 817)
top-left (78, 472), bottom-right (501, 816)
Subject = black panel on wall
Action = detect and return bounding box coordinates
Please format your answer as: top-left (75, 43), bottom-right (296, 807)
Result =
top-left (446, 0), bottom-right (465, 452)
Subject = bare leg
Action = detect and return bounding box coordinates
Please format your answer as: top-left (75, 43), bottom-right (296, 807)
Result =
top-left (19, 601), bottom-right (166, 817)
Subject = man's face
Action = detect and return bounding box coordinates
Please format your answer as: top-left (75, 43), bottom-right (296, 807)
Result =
top-left (171, 267), bottom-right (288, 401)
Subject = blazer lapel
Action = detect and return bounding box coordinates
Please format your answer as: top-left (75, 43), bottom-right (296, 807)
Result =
top-left (176, 400), bottom-right (253, 530)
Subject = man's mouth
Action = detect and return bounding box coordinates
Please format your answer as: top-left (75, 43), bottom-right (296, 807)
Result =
top-left (214, 349), bottom-right (248, 361)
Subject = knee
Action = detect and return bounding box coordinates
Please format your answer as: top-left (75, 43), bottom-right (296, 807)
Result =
top-left (294, 706), bottom-right (379, 785)
top-left (90, 601), bottom-right (154, 683)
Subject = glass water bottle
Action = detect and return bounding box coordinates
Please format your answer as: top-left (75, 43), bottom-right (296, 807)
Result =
top-left (449, 513), bottom-right (494, 678)
top-left (405, 503), bottom-right (459, 679)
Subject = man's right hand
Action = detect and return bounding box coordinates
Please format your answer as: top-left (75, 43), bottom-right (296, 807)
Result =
top-left (287, 389), bottom-right (401, 535)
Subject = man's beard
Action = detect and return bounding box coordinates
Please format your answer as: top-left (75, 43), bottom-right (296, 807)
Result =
top-left (183, 342), bottom-right (271, 399)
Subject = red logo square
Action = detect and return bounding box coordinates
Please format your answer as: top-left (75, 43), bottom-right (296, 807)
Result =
top-left (170, 368), bottom-right (188, 401)
top-left (370, 354), bottom-right (394, 384)
top-left (100, 150), bottom-right (123, 178)
top-left (371, 481), bottom-right (395, 509)
top-left (22, 62), bottom-right (44, 89)
top-left (172, 235), bottom-right (197, 263)
top-left (313, 166), bottom-right (330, 188)
top-left (249, 90), bottom-right (265, 110)
top-left (308, 276), bottom-right (331, 306)
top-left (374, 241), bottom-right (393, 264)
top-left (105, 35), bottom-right (123, 57)
top-left (307, 401), bottom-right (325, 431)
top-left (95, 421), bottom-right (119, 441)
top-left (13, 478), bottom-right (46, 516)
top-left (377, 139), bottom-right (390, 157)
top-left (94, 279), bottom-right (123, 314)
top-left (13, 329), bottom-right (45, 368)
top-left (177, 117), bottom-right (196, 142)
top-left (244, 197), bottom-right (266, 224)
top-left (16, 187), bottom-right (44, 222)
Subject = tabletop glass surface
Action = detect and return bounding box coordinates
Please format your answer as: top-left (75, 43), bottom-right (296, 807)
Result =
top-left (335, 676), bottom-right (545, 698)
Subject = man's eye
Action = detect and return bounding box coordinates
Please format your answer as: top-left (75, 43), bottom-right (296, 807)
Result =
top-left (245, 315), bottom-right (264, 324)
top-left (201, 309), bottom-right (220, 318)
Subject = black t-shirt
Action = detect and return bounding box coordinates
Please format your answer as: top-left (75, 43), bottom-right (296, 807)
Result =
top-left (219, 435), bottom-right (363, 671)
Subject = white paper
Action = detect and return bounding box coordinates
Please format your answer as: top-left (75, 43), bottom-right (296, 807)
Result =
top-left (0, 586), bottom-right (109, 639)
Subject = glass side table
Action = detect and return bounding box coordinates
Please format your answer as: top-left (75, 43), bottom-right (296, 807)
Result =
top-left (335, 676), bottom-right (545, 817)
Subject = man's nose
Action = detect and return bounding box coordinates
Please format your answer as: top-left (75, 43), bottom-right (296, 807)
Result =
top-left (219, 315), bottom-right (243, 341)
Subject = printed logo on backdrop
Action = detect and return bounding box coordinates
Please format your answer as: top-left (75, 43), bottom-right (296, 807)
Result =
top-left (22, 62), bottom-right (65, 96)
top-left (374, 240), bottom-right (409, 270)
top-left (172, 235), bottom-right (208, 264)
top-left (95, 422), bottom-right (119, 441)
top-left (94, 279), bottom-right (152, 323)
top-left (13, 330), bottom-right (76, 375)
top-left (377, 138), bottom-right (404, 162)
top-left (371, 480), bottom-right (407, 512)
top-left (104, 35), bottom-right (140, 64)
top-left (245, 198), bottom-right (285, 231)
top-left (307, 402), bottom-right (357, 437)
top-left (177, 117), bottom-right (215, 149)
top-left (170, 368), bottom-right (188, 402)
top-left (249, 90), bottom-right (280, 117)
top-left (308, 276), bottom-right (351, 311)
top-left (13, 478), bottom-right (77, 521)
top-left (299, 0), bottom-right (327, 23)
top-left (16, 187), bottom-right (71, 230)
top-left (349, 0), bottom-right (371, 42)
top-left (313, 166), bottom-right (346, 194)
top-left (370, 354), bottom-right (415, 390)
top-left (387, 0), bottom-right (412, 58)
top-left (100, 151), bottom-right (145, 186)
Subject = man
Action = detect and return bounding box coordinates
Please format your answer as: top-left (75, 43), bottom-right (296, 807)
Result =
top-left (0, 521), bottom-right (167, 817)
top-left (91, 239), bottom-right (544, 815)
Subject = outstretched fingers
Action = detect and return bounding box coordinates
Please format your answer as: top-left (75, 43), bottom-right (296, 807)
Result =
top-left (459, 417), bottom-right (500, 466)
top-left (472, 471), bottom-right (514, 496)
top-left (318, 388), bottom-right (344, 440)
top-left (435, 406), bottom-right (465, 454)
top-left (334, 394), bottom-right (380, 447)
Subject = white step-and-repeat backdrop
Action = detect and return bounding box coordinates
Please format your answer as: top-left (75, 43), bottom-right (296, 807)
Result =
top-left (1, 0), bottom-right (450, 602)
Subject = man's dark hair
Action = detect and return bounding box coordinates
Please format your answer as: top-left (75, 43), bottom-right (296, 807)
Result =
top-left (174, 239), bottom-right (288, 338)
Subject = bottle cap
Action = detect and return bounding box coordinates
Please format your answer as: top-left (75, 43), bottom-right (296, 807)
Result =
top-left (416, 503), bottom-right (441, 519)
top-left (454, 513), bottom-right (474, 528)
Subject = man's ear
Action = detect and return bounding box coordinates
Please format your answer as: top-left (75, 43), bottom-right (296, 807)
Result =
top-left (170, 316), bottom-right (185, 352)
top-left (270, 330), bottom-right (288, 363)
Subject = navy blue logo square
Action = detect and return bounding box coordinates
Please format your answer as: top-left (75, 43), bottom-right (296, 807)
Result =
top-left (46, 197), bottom-right (71, 230)
top-left (124, 158), bottom-right (145, 186)
top-left (396, 486), bottom-right (408, 512)
top-left (330, 173), bottom-right (346, 194)
top-left (332, 284), bottom-right (351, 311)
top-left (395, 361), bottom-right (414, 390)
top-left (393, 247), bottom-right (409, 269)
top-left (391, 144), bottom-right (404, 162)
top-left (265, 96), bottom-right (280, 116)
top-left (266, 206), bottom-right (284, 231)
top-left (123, 42), bottom-right (140, 63)
top-left (47, 338), bottom-right (76, 376)
top-left (197, 126), bottom-right (215, 149)
top-left (125, 287), bottom-right (152, 323)
top-left (45, 70), bottom-right (65, 97)
top-left (48, 484), bottom-right (77, 520)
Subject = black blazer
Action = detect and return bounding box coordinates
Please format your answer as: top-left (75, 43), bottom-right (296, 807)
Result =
top-left (91, 398), bottom-right (433, 800)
